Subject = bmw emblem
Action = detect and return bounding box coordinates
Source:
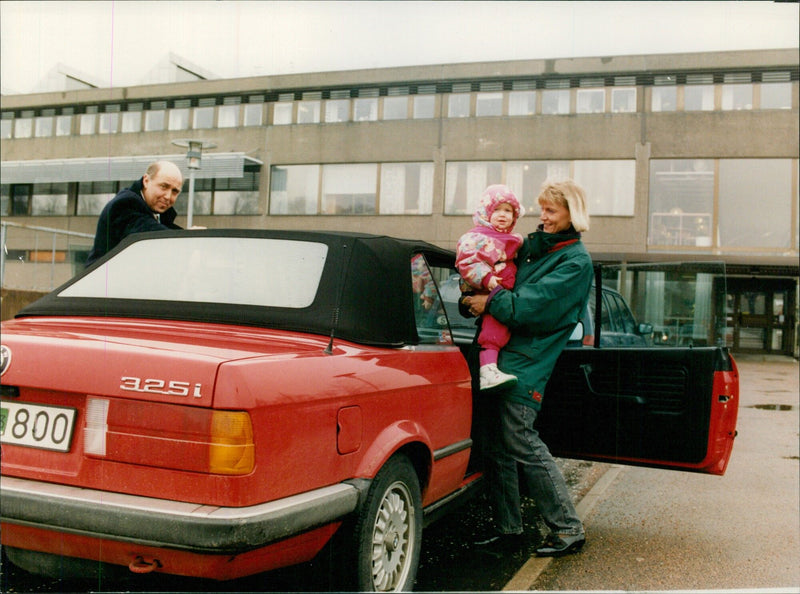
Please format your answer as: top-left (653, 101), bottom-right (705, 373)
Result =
top-left (0, 345), bottom-right (10, 376)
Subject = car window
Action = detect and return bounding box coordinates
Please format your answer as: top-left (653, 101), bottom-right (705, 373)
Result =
top-left (60, 237), bottom-right (328, 308)
top-left (411, 254), bottom-right (453, 345)
top-left (611, 293), bottom-right (636, 334)
top-left (600, 293), bottom-right (613, 332)
top-left (600, 262), bottom-right (727, 348)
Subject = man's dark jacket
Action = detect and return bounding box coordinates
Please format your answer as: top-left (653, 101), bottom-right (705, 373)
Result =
top-left (85, 177), bottom-right (181, 267)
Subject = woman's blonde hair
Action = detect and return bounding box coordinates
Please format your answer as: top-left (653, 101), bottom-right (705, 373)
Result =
top-left (537, 179), bottom-right (590, 232)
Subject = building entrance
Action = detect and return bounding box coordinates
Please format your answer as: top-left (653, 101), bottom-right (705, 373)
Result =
top-left (725, 278), bottom-right (797, 356)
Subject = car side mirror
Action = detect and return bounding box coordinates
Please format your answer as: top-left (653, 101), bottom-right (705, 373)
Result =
top-left (638, 322), bottom-right (654, 336)
top-left (568, 321), bottom-right (584, 342)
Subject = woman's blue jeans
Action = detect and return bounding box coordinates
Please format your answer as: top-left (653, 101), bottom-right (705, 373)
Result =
top-left (482, 397), bottom-right (584, 537)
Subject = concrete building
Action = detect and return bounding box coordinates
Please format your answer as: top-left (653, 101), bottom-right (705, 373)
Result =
top-left (1, 49), bottom-right (798, 356)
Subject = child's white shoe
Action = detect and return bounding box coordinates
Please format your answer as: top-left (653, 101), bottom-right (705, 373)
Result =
top-left (479, 363), bottom-right (518, 391)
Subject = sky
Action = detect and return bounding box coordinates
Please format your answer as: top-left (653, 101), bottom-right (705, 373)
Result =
top-left (1, 1), bottom-right (798, 94)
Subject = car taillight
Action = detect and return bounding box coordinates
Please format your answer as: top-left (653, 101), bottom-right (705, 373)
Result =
top-left (582, 334), bottom-right (595, 346)
top-left (84, 397), bottom-right (254, 475)
top-left (209, 410), bottom-right (255, 475)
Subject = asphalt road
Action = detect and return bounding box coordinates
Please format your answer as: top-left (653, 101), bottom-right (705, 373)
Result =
top-left (522, 356), bottom-right (800, 592)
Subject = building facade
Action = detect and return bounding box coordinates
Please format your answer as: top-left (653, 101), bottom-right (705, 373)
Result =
top-left (1, 49), bottom-right (798, 356)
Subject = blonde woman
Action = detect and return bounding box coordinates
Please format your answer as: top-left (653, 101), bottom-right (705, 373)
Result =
top-left (464, 179), bottom-right (593, 557)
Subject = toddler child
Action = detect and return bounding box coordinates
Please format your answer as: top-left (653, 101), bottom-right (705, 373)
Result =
top-left (456, 184), bottom-right (524, 391)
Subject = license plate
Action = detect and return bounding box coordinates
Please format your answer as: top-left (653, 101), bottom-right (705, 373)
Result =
top-left (0, 401), bottom-right (77, 452)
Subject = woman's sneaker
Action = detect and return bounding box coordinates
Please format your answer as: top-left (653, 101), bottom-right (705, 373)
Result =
top-left (479, 363), bottom-right (518, 391)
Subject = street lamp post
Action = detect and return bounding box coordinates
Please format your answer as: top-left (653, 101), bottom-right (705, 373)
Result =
top-left (171, 139), bottom-right (217, 228)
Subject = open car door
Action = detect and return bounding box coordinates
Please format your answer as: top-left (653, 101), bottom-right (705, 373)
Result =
top-left (539, 262), bottom-right (739, 476)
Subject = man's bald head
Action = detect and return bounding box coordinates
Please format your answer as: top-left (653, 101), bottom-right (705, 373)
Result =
top-left (142, 161), bottom-right (183, 214)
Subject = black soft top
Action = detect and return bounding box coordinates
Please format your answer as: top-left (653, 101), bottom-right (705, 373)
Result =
top-left (18, 230), bottom-right (457, 348)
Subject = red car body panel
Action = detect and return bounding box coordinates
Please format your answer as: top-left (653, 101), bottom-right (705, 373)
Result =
top-left (0, 317), bottom-right (473, 507)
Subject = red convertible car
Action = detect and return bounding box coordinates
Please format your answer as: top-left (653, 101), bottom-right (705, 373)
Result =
top-left (0, 230), bottom-right (738, 591)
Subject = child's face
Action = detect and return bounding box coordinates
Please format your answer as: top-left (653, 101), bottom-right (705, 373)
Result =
top-left (489, 202), bottom-right (515, 231)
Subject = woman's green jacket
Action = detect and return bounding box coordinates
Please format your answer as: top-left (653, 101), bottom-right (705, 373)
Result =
top-left (488, 228), bottom-right (594, 410)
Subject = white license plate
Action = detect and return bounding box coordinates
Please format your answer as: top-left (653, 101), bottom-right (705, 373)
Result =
top-left (0, 401), bottom-right (77, 452)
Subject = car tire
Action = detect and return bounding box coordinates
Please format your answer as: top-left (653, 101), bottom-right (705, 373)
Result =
top-left (351, 454), bottom-right (423, 592)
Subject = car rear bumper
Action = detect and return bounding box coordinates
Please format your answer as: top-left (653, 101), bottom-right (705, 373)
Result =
top-left (0, 476), bottom-right (363, 554)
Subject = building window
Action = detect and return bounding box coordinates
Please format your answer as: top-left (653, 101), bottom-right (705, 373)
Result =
top-left (211, 172), bottom-right (261, 214)
top-left (269, 162), bottom-right (432, 215)
top-left (611, 88), bottom-right (636, 113)
top-left (577, 89), bottom-right (605, 114)
top-left (321, 164), bottom-right (377, 214)
top-left (0, 185), bottom-right (9, 216)
top-left (145, 107), bottom-right (166, 131)
top-left (34, 115), bottom-right (54, 137)
top-left (296, 100), bottom-right (320, 124)
top-left (652, 75), bottom-right (677, 112)
top-left (167, 99), bottom-right (189, 131)
top-left (121, 111), bottom-right (142, 133)
top-left (448, 84), bottom-right (471, 118)
top-left (325, 97), bottom-right (351, 123)
top-left (13, 110), bottom-right (34, 138)
top-left (721, 73), bottom-right (753, 111)
top-left (444, 161), bottom-right (504, 215)
top-left (296, 92), bottom-right (321, 124)
top-left (384, 88), bottom-right (410, 120)
top-left (98, 112), bottom-right (119, 134)
top-left (379, 163), bottom-right (434, 214)
top-left (413, 94), bottom-right (436, 119)
top-left (269, 165), bottom-right (320, 214)
top-left (718, 159), bottom-right (792, 248)
top-left (175, 178), bottom-right (213, 216)
top-left (243, 100), bottom-right (264, 127)
top-left (508, 90), bottom-right (536, 116)
top-left (193, 105), bottom-right (215, 129)
top-left (573, 160), bottom-right (635, 216)
top-left (760, 72), bottom-right (792, 110)
top-left (684, 74), bottom-right (715, 111)
top-left (505, 160), bottom-right (570, 213)
top-left (476, 86), bottom-right (503, 116)
top-left (55, 114), bottom-right (72, 136)
top-left (542, 85), bottom-right (570, 115)
top-left (77, 181), bottom-right (119, 215)
top-left (354, 89), bottom-right (379, 122)
top-left (10, 185), bottom-right (31, 215)
top-left (79, 113), bottom-right (96, 135)
top-left (354, 97), bottom-right (378, 122)
top-left (648, 159), bottom-right (715, 247)
top-left (1, 116), bottom-right (12, 140)
top-left (383, 96), bottom-right (409, 120)
top-left (445, 160), bottom-right (635, 217)
top-left (218, 98), bottom-right (240, 128)
top-left (31, 183), bottom-right (69, 216)
top-left (273, 100), bottom-right (294, 125)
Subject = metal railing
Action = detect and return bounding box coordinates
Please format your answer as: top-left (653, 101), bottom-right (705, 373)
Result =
top-left (1, 221), bottom-right (94, 292)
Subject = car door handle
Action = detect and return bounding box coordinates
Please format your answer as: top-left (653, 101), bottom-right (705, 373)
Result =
top-left (580, 364), bottom-right (646, 406)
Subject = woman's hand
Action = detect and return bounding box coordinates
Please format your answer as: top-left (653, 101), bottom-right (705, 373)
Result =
top-left (462, 294), bottom-right (489, 316)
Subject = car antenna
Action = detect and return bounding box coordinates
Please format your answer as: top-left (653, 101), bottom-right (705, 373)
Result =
top-left (324, 240), bottom-right (352, 355)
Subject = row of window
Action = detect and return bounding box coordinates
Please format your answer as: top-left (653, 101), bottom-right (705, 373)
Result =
top-left (2, 76), bottom-right (794, 139)
top-left (2, 172), bottom-right (261, 217)
top-left (3, 159), bottom-right (795, 251)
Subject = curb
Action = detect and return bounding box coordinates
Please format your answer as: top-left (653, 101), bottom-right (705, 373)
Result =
top-left (502, 464), bottom-right (625, 591)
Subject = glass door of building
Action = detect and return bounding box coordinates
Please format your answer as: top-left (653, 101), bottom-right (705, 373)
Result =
top-left (725, 279), bottom-right (796, 355)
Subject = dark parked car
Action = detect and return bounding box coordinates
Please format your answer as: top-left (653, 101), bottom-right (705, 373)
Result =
top-left (583, 285), bottom-right (654, 347)
top-left (440, 276), bottom-right (653, 348)
top-left (0, 230), bottom-right (739, 591)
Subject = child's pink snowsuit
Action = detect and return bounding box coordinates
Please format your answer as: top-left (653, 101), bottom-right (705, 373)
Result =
top-left (455, 185), bottom-right (524, 367)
